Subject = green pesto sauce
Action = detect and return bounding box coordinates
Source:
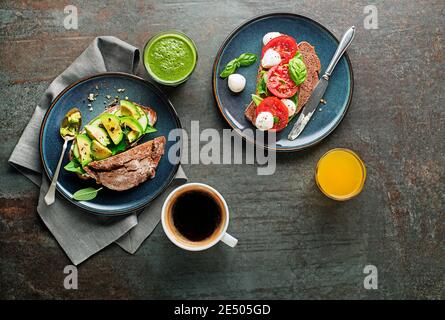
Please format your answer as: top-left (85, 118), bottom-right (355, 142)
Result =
top-left (144, 34), bottom-right (196, 83)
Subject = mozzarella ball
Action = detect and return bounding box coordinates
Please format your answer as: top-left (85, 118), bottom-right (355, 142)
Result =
top-left (228, 73), bottom-right (246, 93)
top-left (255, 111), bottom-right (274, 131)
top-left (281, 99), bottom-right (297, 117)
top-left (263, 32), bottom-right (282, 45)
top-left (261, 49), bottom-right (281, 69)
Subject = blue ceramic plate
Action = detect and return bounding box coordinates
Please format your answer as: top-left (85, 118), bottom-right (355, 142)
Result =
top-left (213, 13), bottom-right (354, 151)
top-left (40, 73), bottom-right (181, 216)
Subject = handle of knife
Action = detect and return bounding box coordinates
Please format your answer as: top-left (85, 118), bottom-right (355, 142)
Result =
top-left (324, 26), bottom-right (355, 78)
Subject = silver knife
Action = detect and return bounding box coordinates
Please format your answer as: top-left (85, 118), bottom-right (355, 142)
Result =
top-left (288, 26), bottom-right (356, 141)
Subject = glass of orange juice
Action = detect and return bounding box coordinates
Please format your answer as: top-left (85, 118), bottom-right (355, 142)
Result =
top-left (315, 148), bottom-right (366, 201)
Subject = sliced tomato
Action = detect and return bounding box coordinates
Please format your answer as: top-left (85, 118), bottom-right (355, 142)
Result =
top-left (261, 35), bottom-right (298, 64)
top-left (266, 65), bottom-right (299, 99)
top-left (255, 97), bottom-right (289, 132)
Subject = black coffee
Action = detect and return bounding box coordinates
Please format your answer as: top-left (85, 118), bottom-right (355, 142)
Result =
top-left (172, 190), bottom-right (222, 242)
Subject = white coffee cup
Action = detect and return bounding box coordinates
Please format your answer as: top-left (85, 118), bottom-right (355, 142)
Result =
top-left (161, 183), bottom-right (238, 251)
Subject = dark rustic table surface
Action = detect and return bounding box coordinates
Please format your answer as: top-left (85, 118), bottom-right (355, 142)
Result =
top-left (1, 0), bottom-right (444, 299)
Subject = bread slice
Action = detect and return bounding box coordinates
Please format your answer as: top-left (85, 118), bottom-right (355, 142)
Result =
top-left (244, 100), bottom-right (257, 124)
top-left (296, 41), bottom-right (321, 111)
top-left (83, 136), bottom-right (165, 191)
top-left (244, 41), bottom-right (321, 126)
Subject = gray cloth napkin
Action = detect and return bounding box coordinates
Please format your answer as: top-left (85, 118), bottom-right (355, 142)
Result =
top-left (8, 36), bottom-right (187, 265)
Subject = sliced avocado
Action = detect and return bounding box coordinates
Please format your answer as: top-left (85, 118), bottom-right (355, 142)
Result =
top-left (91, 140), bottom-right (112, 160)
top-left (68, 111), bottom-right (81, 125)
top-left (120, 116), bottom-right (143, 143)
top-left (89, 116), bottom-right (102, 127)
top-left (100, 113), bottom-right (123, 145)
top-left (127, 131), bottom-right (140, 143)
top-left (137, 113), bottom-right (148, 131)
top-left (85, 125), bottom-right (111, 146)
top-left (120, 100), bottom-right (141, 119)
top-left (134, 105), bottom-right (148, 131)
top-left (76, 134), bottom-right (92, 166)
top-left (72, 141), bottom-right (80, 160)
top-left (60, 127), bottom-right (77, 137)
top-left (120, 100), bottom-right (149, 131)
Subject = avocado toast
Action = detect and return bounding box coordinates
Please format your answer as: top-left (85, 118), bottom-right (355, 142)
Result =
top-left (65, 100), bottom-right (165, 191)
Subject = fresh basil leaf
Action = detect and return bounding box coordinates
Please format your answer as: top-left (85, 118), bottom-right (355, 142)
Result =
top-left (109, 139), bottom-right (127, 155)
top-left (122, 127), bottom-right (131, 135)
top-left (237, 53), bottom-right (258, 67)
top-left (73, 187), bottom-right (102, 201)
top-left (220, 53), bottom-right (258, 78)
top-left (256, 80), bottom-right (265, 95)
top-left (144, 125), bottom-right (157, 134)
top-left (291, 91), bottom-right (299, 105)
top-left (64, 159), bottom-right (85, 175)
top-left (252, 94), bottom-right (263, 106)
top-left (220, 58), bottom-right (240, 78)
top-left (288, 54), bottom-right (307, 86)
top-left (273, 116), bottom-right (279, 124)
top-left (256, 71), bottom-right (268, 95)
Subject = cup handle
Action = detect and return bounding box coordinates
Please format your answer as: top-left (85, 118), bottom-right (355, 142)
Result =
top-left (221, 232), bottom-right (238, 248)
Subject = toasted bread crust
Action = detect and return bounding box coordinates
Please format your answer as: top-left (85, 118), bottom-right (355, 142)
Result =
top-left (244, 101), bottom-right (257, 124)
top-left (296, 41), bottom-right (321, 111)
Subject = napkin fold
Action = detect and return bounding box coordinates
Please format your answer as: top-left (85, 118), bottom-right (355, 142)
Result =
top-left (8, 36), bottom-right (187, 265)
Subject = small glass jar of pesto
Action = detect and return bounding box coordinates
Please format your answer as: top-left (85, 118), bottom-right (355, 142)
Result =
top-left (143, 30), bottom-right (198, 86)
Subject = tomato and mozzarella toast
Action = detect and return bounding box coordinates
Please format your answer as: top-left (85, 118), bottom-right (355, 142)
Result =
top-left (245, 33), bottom-right (321, 132)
